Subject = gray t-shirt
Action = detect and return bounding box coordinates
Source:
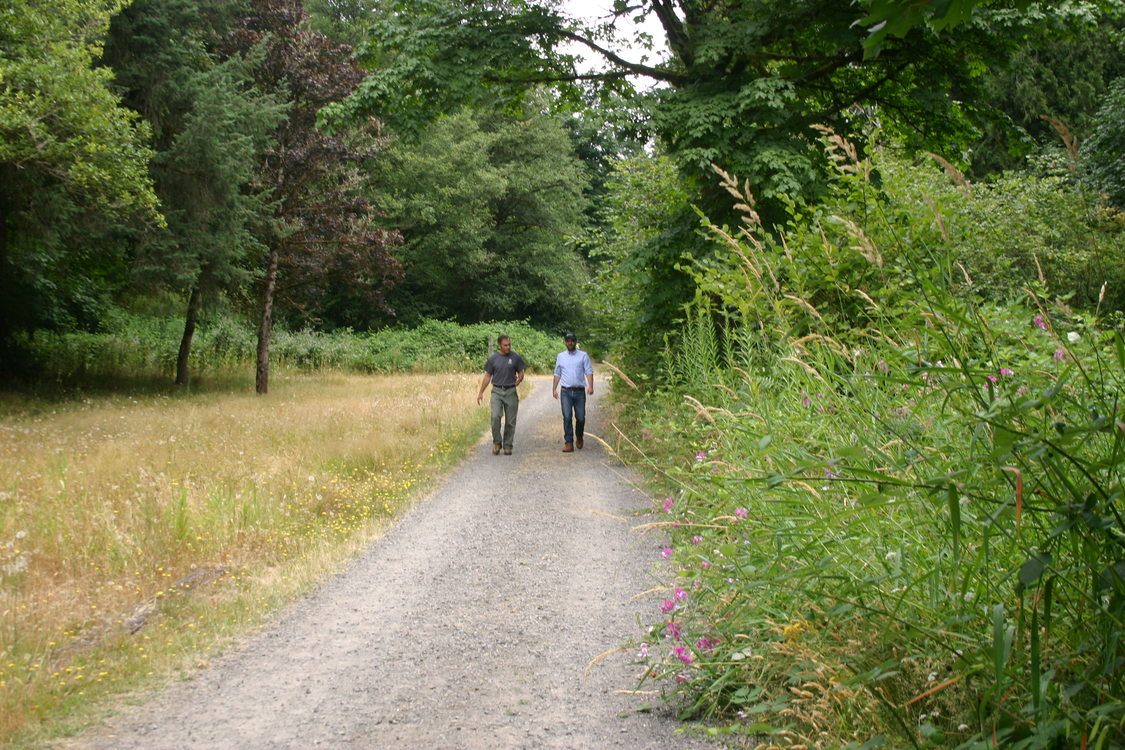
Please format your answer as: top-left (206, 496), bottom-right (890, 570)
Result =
top-left (484, 350), bottom-right (526, 387)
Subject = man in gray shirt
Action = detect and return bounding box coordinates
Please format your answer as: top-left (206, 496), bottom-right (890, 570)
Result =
top-left (476, 334), bottom-right (526, 455)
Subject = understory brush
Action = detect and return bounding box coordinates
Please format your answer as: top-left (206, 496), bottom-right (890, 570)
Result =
top-left (618, 139), bottom-right (1124, 748)
top-left (15, 316), bottom-right (560, 382)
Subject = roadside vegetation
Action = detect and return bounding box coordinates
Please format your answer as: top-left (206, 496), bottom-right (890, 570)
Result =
top-left (602, 139), bottom-right (1124, 748)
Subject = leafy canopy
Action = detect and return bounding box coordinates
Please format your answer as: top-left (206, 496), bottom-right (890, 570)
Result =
top-left (0, 0), bottom-right (159, 218)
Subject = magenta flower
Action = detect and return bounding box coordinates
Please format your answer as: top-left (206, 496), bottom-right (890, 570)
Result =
top-left (673, 645), bottom-right (693, 664)
top-left (675, 673), bottom-right (689, 683)
top-left (696, 638), bottom-right (718, 652)
top-left (1034, 315), bottom-right (1047, 330)
top-left (999, 368), bottom-right (1014, 377)
top-left (695, 451), bottom-right (707, 462)
top-left (638, 642), bottom-right (650, 658)
top-left (700, 561), bottom-right (711, 568)
top-left (691, 535), bottom-right (703, 545)
top-left (673, 587), bottom-right (688, 602)
top-left (662, 497), bottom-right (674, 513)
top-left (734, 507), bottom-right (749, 519)
top-left (660, 599), bottom-right (675, 614)
top-left (660, 547), bottom-right (673, 559)
top-left (666, 621), bottom-right (682, 639)
top-left (1054, 349), bottom-right (1066, 360)
top-left (877, 360), bottom-right (889, 373)
top-left (986, 375), bottom-right (997, 384)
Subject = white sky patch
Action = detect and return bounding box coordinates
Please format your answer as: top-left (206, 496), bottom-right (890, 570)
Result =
top-left (559, 0), bottom-right (670, 76)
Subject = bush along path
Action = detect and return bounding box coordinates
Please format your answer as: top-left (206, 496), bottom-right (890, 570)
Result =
top-left (58, 375), bottom-right (718, 750)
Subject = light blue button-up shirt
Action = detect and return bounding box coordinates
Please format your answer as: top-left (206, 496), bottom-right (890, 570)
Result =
top-left (554, 349), bottom-right (593, 387)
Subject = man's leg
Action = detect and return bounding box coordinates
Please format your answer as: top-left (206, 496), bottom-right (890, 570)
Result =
top-left (559, 389), bottom-right (575, 446)
top-left (573, 389), bottom-right (587, 448)
top-left (501, 388), bottom-right (519, 450)
top-left (490, 388), bottom-right (504, 448)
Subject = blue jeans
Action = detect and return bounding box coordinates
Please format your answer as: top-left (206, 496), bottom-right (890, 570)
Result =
top-left (559, 388), bottom-right (586, 445)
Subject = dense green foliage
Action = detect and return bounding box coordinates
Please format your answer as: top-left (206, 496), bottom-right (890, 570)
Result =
top-left (611, 138), bottom-right (1124, 747)
top-left (1082, 76), bottom-right (1125, 209)
top-left (0, 0), bottom-right (160, 348)
top-left (367, 106), bottom-right (591, 330)
top-left (15, 314), bottom-right (564, 380)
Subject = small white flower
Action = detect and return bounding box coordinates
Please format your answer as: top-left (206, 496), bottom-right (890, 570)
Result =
top-left (928, 671), bottom-right (938, 683)
top-left (958, 724), bottom-right (970, 732)
top-left (1067, 331), bottom-right (1080, 342)
top-left (885, 551), bottom-right (897, 561)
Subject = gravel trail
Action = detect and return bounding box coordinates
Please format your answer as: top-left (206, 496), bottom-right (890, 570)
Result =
top-left (63, 376), bottom-right (716, 750)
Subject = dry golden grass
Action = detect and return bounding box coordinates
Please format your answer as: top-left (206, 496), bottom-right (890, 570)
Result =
top-left (0, 372), bottom-right (485, 747)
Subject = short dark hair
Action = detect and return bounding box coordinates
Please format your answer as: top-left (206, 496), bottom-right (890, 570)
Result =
top-left (498, 334), bottom-right (511, 344)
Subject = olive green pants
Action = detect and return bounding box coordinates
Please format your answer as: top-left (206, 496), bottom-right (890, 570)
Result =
top-left (490, 385), bottom-right (519, 449)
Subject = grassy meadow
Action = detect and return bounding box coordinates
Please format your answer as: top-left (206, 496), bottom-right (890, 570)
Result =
top-left (0, 371), bottom-right (487, 747)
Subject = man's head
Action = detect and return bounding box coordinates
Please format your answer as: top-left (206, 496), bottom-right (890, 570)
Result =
top-left (498, 334), bottom-right (511, 355)
top-left (564, 332), bottom-right (577, 351)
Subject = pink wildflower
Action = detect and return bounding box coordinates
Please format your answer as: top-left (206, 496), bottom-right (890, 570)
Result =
top-left (673, 587), bottom-right (688, 602)
top-left (1034, 315), bottom-right (1047, 330)
top-left (660, 599), bottom-right (675, 614)
top-left (674, 646), bottom-right (693, 664)
top-left (662, 497), bottom-right (674, 513)
top-left (638, 642), bottom-right (650, 658)
top-left (734, 507), bottom-right (749, 519)
top-left (1054, 349), bottom-right (1066, 360)
top-left (999, 368), bottom-right (1014, 377)
top-left (691, 535), bottom-right (703, 545)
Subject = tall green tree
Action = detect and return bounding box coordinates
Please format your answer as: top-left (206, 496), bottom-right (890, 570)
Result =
top-left (1082, 76), bottom-right (1125, 209)
top-left (103, 0), bottom-right (287, 385)
top-left (0, 0), bottom-right (159, 356)
top-left (226, 0), bottom-right (402, 394)
top-left (153, 60), bottom-right (287, 385)
top-left (370, 105), bottom-right (589, 328)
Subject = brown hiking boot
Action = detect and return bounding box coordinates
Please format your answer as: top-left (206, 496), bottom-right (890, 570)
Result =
top-left (575, 438), bottom-right (584, 450)
top-left (562, 443), bottom-right (574, 452)
top-left (492, 443), bottom-right (501, 455)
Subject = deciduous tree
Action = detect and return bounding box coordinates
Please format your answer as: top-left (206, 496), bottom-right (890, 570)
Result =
top-left (226, 0), bottom-right (402, 394)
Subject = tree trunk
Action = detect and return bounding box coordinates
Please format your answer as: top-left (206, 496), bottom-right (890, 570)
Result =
top-left (175, 284), bottom-right (202, 386)
top-left (256, 244), bottom-right (280, 395)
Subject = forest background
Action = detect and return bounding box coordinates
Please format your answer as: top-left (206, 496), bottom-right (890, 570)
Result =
top-left (2, 0), bottom-right (1125, 747)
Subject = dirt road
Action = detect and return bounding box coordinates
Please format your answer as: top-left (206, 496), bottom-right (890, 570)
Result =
top-left (63, 375), bottom-right (714, 750)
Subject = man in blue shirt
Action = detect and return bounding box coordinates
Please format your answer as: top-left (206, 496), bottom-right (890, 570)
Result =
top-left (552, 332), bottom-right (594, 453)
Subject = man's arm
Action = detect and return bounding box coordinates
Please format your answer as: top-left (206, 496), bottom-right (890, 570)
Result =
top-left (476, 372), bottom-right (492, 404)
top-left (586, 372), bottom-right (594, 395)
top-left (552, 375), bottom-right (561, 399)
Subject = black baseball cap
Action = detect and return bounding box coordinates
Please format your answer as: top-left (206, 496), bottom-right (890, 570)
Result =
top-left (564, 332), bottom-right (577, 340)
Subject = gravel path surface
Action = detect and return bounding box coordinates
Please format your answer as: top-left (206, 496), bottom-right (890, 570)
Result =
top-left (62, 376), bottom-right (718, 750)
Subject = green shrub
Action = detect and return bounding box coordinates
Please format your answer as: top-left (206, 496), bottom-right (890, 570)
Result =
top-left (622, 136), bottom-right (1125, 748)
top-left (17, 315), bottom-right (564, 380)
